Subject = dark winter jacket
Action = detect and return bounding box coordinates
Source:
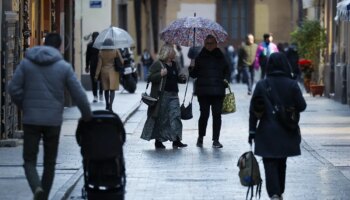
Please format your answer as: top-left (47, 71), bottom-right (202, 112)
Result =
top-left (249, 52), bottom-right (307, 158)
top-left (86, 41), bottom-right (99, 70)
top-left (8, 46), bottom-right (91, 126)
top-left (189, 48), bottom-right (229, 96)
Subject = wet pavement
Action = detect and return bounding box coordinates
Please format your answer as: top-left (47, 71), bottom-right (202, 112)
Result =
top-left (1, 80), bottom-right (350, 200)
top-left (69, 82), bottom-right (350, 200)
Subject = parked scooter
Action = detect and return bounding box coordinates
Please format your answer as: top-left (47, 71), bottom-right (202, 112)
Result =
top-left (119, 48), bottom-right (138, 93)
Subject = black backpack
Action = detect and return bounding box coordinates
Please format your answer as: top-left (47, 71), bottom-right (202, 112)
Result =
top-left (237, 151), bottom-right (262, 200)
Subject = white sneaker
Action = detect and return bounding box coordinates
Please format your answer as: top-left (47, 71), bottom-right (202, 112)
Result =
top-left (99, 95), bottom-right (104, 101)
top-left (92, 96), bottom-right (98, 103)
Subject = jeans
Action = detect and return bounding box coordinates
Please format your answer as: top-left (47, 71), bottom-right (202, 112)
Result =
top-left (263, 157), bottom-right (287, 197)
top-left (197, 95), bottom-right (224, 141)
top-left (241, 67), bottom-right (252, 92)
top-left (23, 124), bottom-right (61, 199)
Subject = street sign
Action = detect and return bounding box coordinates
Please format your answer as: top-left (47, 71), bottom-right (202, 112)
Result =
top-left (90, 0), bottom-right (102, 8)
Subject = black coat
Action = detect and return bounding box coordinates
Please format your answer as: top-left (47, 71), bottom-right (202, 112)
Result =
top-left (86, 41), bottom-right (99, 70)
top-left (249, 52), bottom-right (307, 158)
top-left (189, 48), bottom-right (229, 96)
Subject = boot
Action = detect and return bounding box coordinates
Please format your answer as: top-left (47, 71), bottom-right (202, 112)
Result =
top-left (155, 140), bottom-right (166, 149)
top-left (172, 139), bottom-right (188, 148)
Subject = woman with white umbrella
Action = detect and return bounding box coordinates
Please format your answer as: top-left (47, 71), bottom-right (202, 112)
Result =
top-left (95, 38), bottom-right (124, 111)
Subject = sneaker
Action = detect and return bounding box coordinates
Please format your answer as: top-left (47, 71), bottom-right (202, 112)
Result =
top-left (92, 96), bottom-right (98, 103)
top-left (172, 140), bottom-right (188, 148)
top-left (212, 140), bottom-right (223, 148)
top-left (196, 137), bottom-right (203, 147)
top-left (33, 187), bottom-right (44, 200)
top-left (99, 95), bottom-right (103, 101)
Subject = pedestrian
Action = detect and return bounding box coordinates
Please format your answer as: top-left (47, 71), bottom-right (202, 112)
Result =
top-left (8, 33), bottom-right (92, 200)
top-left (189, 35), bottom-right (230, 148)
top-left (141, 44), bottom-right (188, 149)
top-left (248, 52), bottom-right (307, 200)
top-left (175, 45), bottom-right (185, 68)
top-left (254, 33), bottom-right (279, 79)
top-left (95, 38), bottom-right (124, 111)
top-left (85, 31), bottom-right (103, 103)
top-left (225, 45), bottom-right (237, 83)
top-left (141, 48), bottom-right (154, 81)
top-left (285, 43), bottom-right (301, 80)
top-left (237, 34), bottom-right (258, 95)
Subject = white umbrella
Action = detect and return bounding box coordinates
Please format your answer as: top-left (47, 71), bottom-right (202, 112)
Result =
top-left (93, 26), bottom-right (134, 49)
top-left (335, 0), bottom-right (350, 22)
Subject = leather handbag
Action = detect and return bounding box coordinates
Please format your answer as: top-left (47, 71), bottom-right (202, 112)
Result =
top-left (222, 82), bottom-right (236, 114)
top-left (180, 76), bottom-right (193, 120)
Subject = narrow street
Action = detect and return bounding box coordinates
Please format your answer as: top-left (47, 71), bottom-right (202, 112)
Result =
top-left (68, 82), bottom-right (350, 200)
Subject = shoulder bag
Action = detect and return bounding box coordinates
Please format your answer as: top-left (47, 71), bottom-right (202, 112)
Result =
top-left (180, 76), bottom-right (193, 120)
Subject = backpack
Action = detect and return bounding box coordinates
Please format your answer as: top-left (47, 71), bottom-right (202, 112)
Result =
top-left (237, 151), bottom-right (262, 200)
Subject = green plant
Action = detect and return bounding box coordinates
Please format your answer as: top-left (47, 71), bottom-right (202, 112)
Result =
top-left (291, 20), bottom-right (326, 63)
top-left (291, 20), bottom-right (327, 83)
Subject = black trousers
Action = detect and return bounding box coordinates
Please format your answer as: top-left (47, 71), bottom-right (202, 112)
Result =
top-left (197, 95), bottom-right (224, 141)
top-left (262, 157), bottom-right (287, 197)
top-left (89, 67), bottom-right (103, 97)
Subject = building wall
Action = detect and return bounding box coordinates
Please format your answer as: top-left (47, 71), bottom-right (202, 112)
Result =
top-left (254, 0), bottom-right (295, 44)
top-left (74, 0), bottom-right (112, 79)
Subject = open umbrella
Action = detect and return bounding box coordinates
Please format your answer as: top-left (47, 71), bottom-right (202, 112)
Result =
top-left (160, 14), bottom-right (228, 47)
top-left (93, 26), bottom-right (134, 49)
top-left (335, 0), bottom-right (350, 21)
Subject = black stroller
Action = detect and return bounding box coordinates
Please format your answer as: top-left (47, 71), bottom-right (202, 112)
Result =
top-left (76, 110), bottom-right (126, 200)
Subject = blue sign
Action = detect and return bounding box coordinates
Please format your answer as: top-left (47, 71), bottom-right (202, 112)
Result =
top-left (90, 1), bottom-right (102, 8)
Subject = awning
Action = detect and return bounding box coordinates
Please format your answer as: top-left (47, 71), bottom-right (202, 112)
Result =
top-left (335, 0), bottom-right (350, 22)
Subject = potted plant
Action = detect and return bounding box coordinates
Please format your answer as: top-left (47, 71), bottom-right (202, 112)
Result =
top-left (298, 59), bottom-right (313, 92)
top-left (291, 20), bottom-right (327, 95)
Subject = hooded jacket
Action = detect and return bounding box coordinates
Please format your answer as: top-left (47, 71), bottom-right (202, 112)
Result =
top-left (8, 46), bottom-right (91, 126)
top-left (249, 52), bottom-right (307, 158)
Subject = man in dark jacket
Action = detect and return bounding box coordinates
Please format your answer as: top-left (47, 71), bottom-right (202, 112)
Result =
top-left (8, 33), bottom-right (92, 200)
top-left (248, 52), bottom-right (306, 199)
top-left (86, 32), bottom-right (103, 102)
top-left (189, 35), bottom-right (229, 148)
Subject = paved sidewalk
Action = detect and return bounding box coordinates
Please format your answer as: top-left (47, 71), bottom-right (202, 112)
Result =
top-left (0, 81), bottom-right (146, 200)
top-left (67, 82), bottom-right (350, 200)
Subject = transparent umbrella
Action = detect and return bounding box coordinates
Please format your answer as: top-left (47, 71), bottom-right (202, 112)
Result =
top-left (93, 26), bottom-right (134, 49)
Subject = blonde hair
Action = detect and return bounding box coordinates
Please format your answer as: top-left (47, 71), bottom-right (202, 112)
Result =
top-left (157, 44), bottom-right (175, 61)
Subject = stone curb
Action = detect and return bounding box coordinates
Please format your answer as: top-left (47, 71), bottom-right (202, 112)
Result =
top-left (52, 102), bottom-right (142, 200)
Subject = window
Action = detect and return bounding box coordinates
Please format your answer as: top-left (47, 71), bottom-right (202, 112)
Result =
top-left (217, 0), bottom-right (252, 46)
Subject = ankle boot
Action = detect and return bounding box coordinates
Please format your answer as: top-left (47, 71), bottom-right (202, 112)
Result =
top-left (173, 139), bottom-right (188, 148)
top-left (155, 140), bottom-right (166, 149)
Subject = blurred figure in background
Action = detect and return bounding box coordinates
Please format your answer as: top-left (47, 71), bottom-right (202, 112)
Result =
top-left (86, 32), bottom-right (103, 102)
top-left (141, 49), bottom-right (154, 81)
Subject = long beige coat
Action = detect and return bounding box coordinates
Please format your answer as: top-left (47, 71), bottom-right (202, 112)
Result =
top-left (95, 49), bottom-right (123, 90)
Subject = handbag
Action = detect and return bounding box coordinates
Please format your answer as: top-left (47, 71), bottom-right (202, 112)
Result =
top-left (264, 79), bottom-right (300, 131)
top-left (222, 82), bottom-right (236, 114)
top-left (114, 56), bottom-right (124, 72)
top-left (141, 62), bottom-right (165, 107)
top-left (141, 81), bottom-right (159, 107)
top-left (180, 76), bottom-right (193, 120)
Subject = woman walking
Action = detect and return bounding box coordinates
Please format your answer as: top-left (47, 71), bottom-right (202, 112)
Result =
top-left (248, 52), bottom-right (306, 200)
top-left (141, 44), bottom-right (187, 149)
top-left (95, 38), bottom-right (124, 111)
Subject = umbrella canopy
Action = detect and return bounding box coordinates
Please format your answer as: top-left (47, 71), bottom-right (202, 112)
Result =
top-left (160, 16), bottom-right (228, 47)
top-left (93, 26), bottom-right (134, 49)
top-left (335, 0), bottom-right (350, 21)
